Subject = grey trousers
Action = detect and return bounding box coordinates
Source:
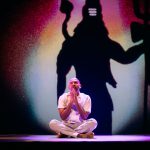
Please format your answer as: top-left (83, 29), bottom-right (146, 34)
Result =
top-left (49, 118), bottom-right (98, 138)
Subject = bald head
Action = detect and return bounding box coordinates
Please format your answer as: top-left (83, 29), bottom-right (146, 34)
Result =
top-left (68, 77), bottom-right (81, 91)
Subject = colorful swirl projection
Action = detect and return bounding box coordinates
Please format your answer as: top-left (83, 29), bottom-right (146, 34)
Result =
top-left (1, 0), bottom-right (144, 133)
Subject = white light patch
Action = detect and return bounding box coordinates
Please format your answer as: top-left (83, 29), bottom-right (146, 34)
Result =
top-left (88, 8), bottom-right (97, 16)
top-left (22, 1), bottom-right (145, 134)
top-left (23, 31), bottom-right (76, 131)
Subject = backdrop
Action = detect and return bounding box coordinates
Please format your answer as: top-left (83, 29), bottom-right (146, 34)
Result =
top-left (0, 0), bottom-right (149, 134)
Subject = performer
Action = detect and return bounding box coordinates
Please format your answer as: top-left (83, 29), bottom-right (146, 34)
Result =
top-left (49, 77), bottom-right (97, 138)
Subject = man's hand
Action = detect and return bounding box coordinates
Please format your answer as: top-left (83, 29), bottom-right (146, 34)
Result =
top-left (70, 86), bottom-right (79, 103)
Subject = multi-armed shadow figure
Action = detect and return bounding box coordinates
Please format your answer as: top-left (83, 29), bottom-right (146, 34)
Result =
top-left (131, 0), bottom-right (150, 133)
top-left (57, 0), bottom-right (145, 134)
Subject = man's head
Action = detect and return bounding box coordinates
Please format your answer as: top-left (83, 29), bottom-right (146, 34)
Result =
top-left (68, 77), bottom-right (81, 91)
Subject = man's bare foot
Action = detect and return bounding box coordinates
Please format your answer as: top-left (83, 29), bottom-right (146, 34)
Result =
top-left (57, 133), bottom-right (68, 138)
top-left (77, 132), bottom-right (94, 138)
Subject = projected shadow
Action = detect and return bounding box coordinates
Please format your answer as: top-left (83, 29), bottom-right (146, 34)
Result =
top-left (56, 0), bottom-right (145, 135)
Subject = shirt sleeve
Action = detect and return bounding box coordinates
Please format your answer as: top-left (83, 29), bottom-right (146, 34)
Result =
top-left (58, 94), bottom-right (66, 109)
top-left (84, 95), bottom-right (91, 113)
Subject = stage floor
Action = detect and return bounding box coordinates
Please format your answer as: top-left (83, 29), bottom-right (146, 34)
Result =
top-left (0, 135), bottom-right (150, 148)
top-left (0, 134), bottom-right (150, 142)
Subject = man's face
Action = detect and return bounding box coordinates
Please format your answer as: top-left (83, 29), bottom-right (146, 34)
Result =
top-left (68, 78), bottom-right (81, 91)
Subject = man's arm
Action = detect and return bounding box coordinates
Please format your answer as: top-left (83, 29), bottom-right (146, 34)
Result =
top-left (58, 99), bottom-right (73, 120)
top-left (72, 91), bottom-right (90, 120)
top-left (74, 98), bottom-right (90, 120)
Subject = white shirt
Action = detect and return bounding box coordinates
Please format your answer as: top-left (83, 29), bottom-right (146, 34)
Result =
top-left (58, 92), bottom-right (91, 123)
